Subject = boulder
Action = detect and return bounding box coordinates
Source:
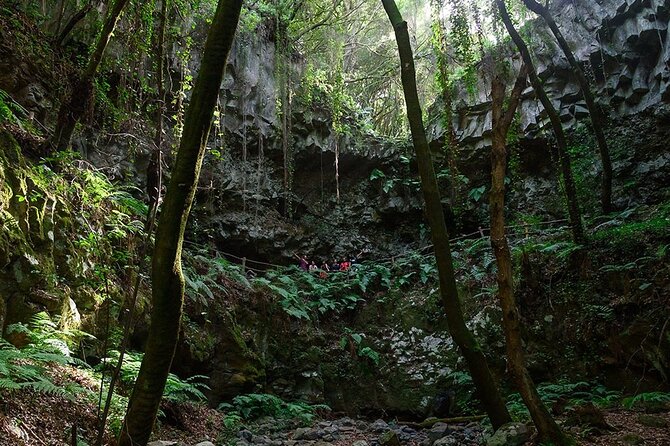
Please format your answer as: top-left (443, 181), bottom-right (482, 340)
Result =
top-left (352, 441), bottom-right (369, 446)
top-left (637, 414), bottom-right (668, 428)
top-left (293, 427), bottom-right (324, 441)
top-left (427, 422), bottom-right (450, 443)
top-left (485, 422), bottom-right (530, 446)
top-left (370, 419), bottom-right (390, 433)
top-left (378, 430), bottom-right (401, 446)
top-left (621, 433), bottom-right (644, 446)
top-left (433, 437), bottom-right (458, 446)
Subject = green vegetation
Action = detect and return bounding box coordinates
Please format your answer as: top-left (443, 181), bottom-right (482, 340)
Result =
top-left (0, 89), bottom-right (18, 124)
top-left (622, 392), bottom-right (670, 411)
top-left (506, 381), bottom-right (622, 421)
top-left (339, 329), bottom-right (381, 366)
top-left (1, 0), bottom-right (669, 443)
top-left (219, 393), bottom-right (329, 423)
top-left (0, 312), bottom-right (90, 396)
top-left (98, 350), bottom-right (210, 403)
top-left (217, 394), bottom-right (330, 444)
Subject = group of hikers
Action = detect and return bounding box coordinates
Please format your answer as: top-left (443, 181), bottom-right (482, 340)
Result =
top-left (293, 251), bottom-right (364, 278)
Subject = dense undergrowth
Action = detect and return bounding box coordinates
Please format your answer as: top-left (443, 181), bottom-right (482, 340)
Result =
top-left (3, 116), bottom-right (668, 441)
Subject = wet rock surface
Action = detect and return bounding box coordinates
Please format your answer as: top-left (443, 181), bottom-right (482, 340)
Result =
top-left (140, 416), bottom-right (492, 446)
top-left (225, 417), bottom-right (488, 446)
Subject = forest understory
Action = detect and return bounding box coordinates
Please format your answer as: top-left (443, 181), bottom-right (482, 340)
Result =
top-left (1, 0), bottom-right (670, 445)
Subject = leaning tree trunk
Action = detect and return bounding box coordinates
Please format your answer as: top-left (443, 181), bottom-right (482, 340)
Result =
top-left (49, 0), bottom-right (130, 153)
top-left (521, 0), bottom-right (613, 214)
top-left (496, 0), bottom-right (585, 244)
top-left (117, 0), bottom-right (243, 445)
top-left (55, 0), bottom-right (94, 46)
top-left (490, 66), bottom-right (573, 446)
top-left (382, 0), bottom-right (512, 429)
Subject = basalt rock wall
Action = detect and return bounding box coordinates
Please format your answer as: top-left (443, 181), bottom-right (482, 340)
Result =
top-left (428, 0), bottom-right (670, 216)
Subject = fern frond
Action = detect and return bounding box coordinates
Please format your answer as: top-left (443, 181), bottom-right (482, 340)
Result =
top-left (0, 378), bottom-right (22, 390)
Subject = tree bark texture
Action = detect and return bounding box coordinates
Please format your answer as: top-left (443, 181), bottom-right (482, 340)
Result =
top-left (55, 0), bottom-right (94, 46)
top-left (50, 0), bottom-right (130, 152)
top-left (490, 65), bottom-right (572, 445)
top-left (117, 0), bottom-right (242, 445)
top-left (382, 0), bottom-right (512, 430)
top-left (496, 0), bottom-right (585, 244)
top-left (521, 0), bottom-right (613, 214)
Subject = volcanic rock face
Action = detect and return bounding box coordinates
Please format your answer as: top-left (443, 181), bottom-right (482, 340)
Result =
top-left (432, 0), bottom-right (670, 149)
top-left (422, 0), bottom-right (670, 219)
top-left (2, 0), bottom-right (668, 261)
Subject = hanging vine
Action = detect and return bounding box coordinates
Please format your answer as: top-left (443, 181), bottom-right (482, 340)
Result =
top-left (274, 0), bottom-right (294, 217)
top-left (430, 0), bottom-right (460, 205)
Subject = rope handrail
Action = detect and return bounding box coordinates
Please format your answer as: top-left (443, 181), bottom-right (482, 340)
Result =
top-left (3, 91), bottom-right (52, 134)
top-left (181, 217), bottom-right (572, 275)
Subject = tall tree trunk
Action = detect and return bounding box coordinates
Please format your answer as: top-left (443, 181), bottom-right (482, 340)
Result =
top-left (95, 4), bottom-right (170, 441)
top-left (490, 65), bottom-right (573, 445)
top-left (53, 0), bottom-right (67, 36)
top-left (49, 0), bottom-right (130, 153)
top-left (521, 0), bottom-right (613, 214)
top-left (496, 0), bottom-right (584, 244)
top-left (55, 0), bottom-right (95, 46)
top-left (147, 0), bottom-right (170, 213)
top-left (381, 0), bottom-right (512, 429)
top-left (117, 0), bottom-right (242, 445)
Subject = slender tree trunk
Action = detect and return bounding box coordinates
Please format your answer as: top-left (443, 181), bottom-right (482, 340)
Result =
top-left (521, 0), bottom-right (613, 214)
top-left (53, 0), bottom-right (67, 36)
top-left (496, 0), bottom-right (584, 244)
top-left (490, 65), bottom-right (573, 445)
top-left (431, 5), bottom-right (459, 204)
top-left (381, 0), bottom-right (512, 429)
top-left (95, 5), bottom-right (171, 443)
top-left (49, 0), bottom-right (130, 153)
top-left (117, 1), bottom-right (242, 445)
top-left (147, 0), bottom-right (169, 213)
top-left (55, 1), bottom-right (94, 46)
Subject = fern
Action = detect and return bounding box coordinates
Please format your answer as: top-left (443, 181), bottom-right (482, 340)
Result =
top-left (219, 393), bottom-right (330, 424)
top-left (98, 350), bottom-right (210, 403)
top-left (0, 313), bottom-right (91, 399)
top-left (506, 381), bottom-right (622, 421)
top-left (0, 88), bottom-right (18, 123)
top-left (622, 392), bottom-right (670, 410)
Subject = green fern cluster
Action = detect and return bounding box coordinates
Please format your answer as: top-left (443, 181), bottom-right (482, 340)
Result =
top-left (0, 88), bottom-right (18, 124)
top-left (506, 381), bottom-right (622, 421)
top-left (0, 312), bottom-right (90, 397)
top-left (218, 393), bottom-right (330, 424)
top-left (622, 392), bottom-right (670, 411)
top-left (98, 350), bottom-right (210, 402)
top-left (253, 266), bottom-right (374, 320)
top-left (183, 253), bottom-right (250, 307)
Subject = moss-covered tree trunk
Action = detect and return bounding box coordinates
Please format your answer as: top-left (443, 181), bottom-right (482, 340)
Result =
top-left (117, 1), bottom-right (242, 445)
top-left (496, 0), bottom-right (585, 244)
top-left (521, 0), bottom-right (613, 214)
top-left (490, 65), bottom-right (573, 446)
top-left (49, 0), bottom-right (130, 153)
top-left (381, 0), bottom-right (512, 429)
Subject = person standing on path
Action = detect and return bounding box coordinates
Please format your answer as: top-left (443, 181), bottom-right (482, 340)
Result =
top-left (293, 253), bottom-right (309, 271)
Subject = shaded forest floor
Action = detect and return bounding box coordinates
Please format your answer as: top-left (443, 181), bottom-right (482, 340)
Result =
top-left (1, 364), bottom-right (668, 446)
